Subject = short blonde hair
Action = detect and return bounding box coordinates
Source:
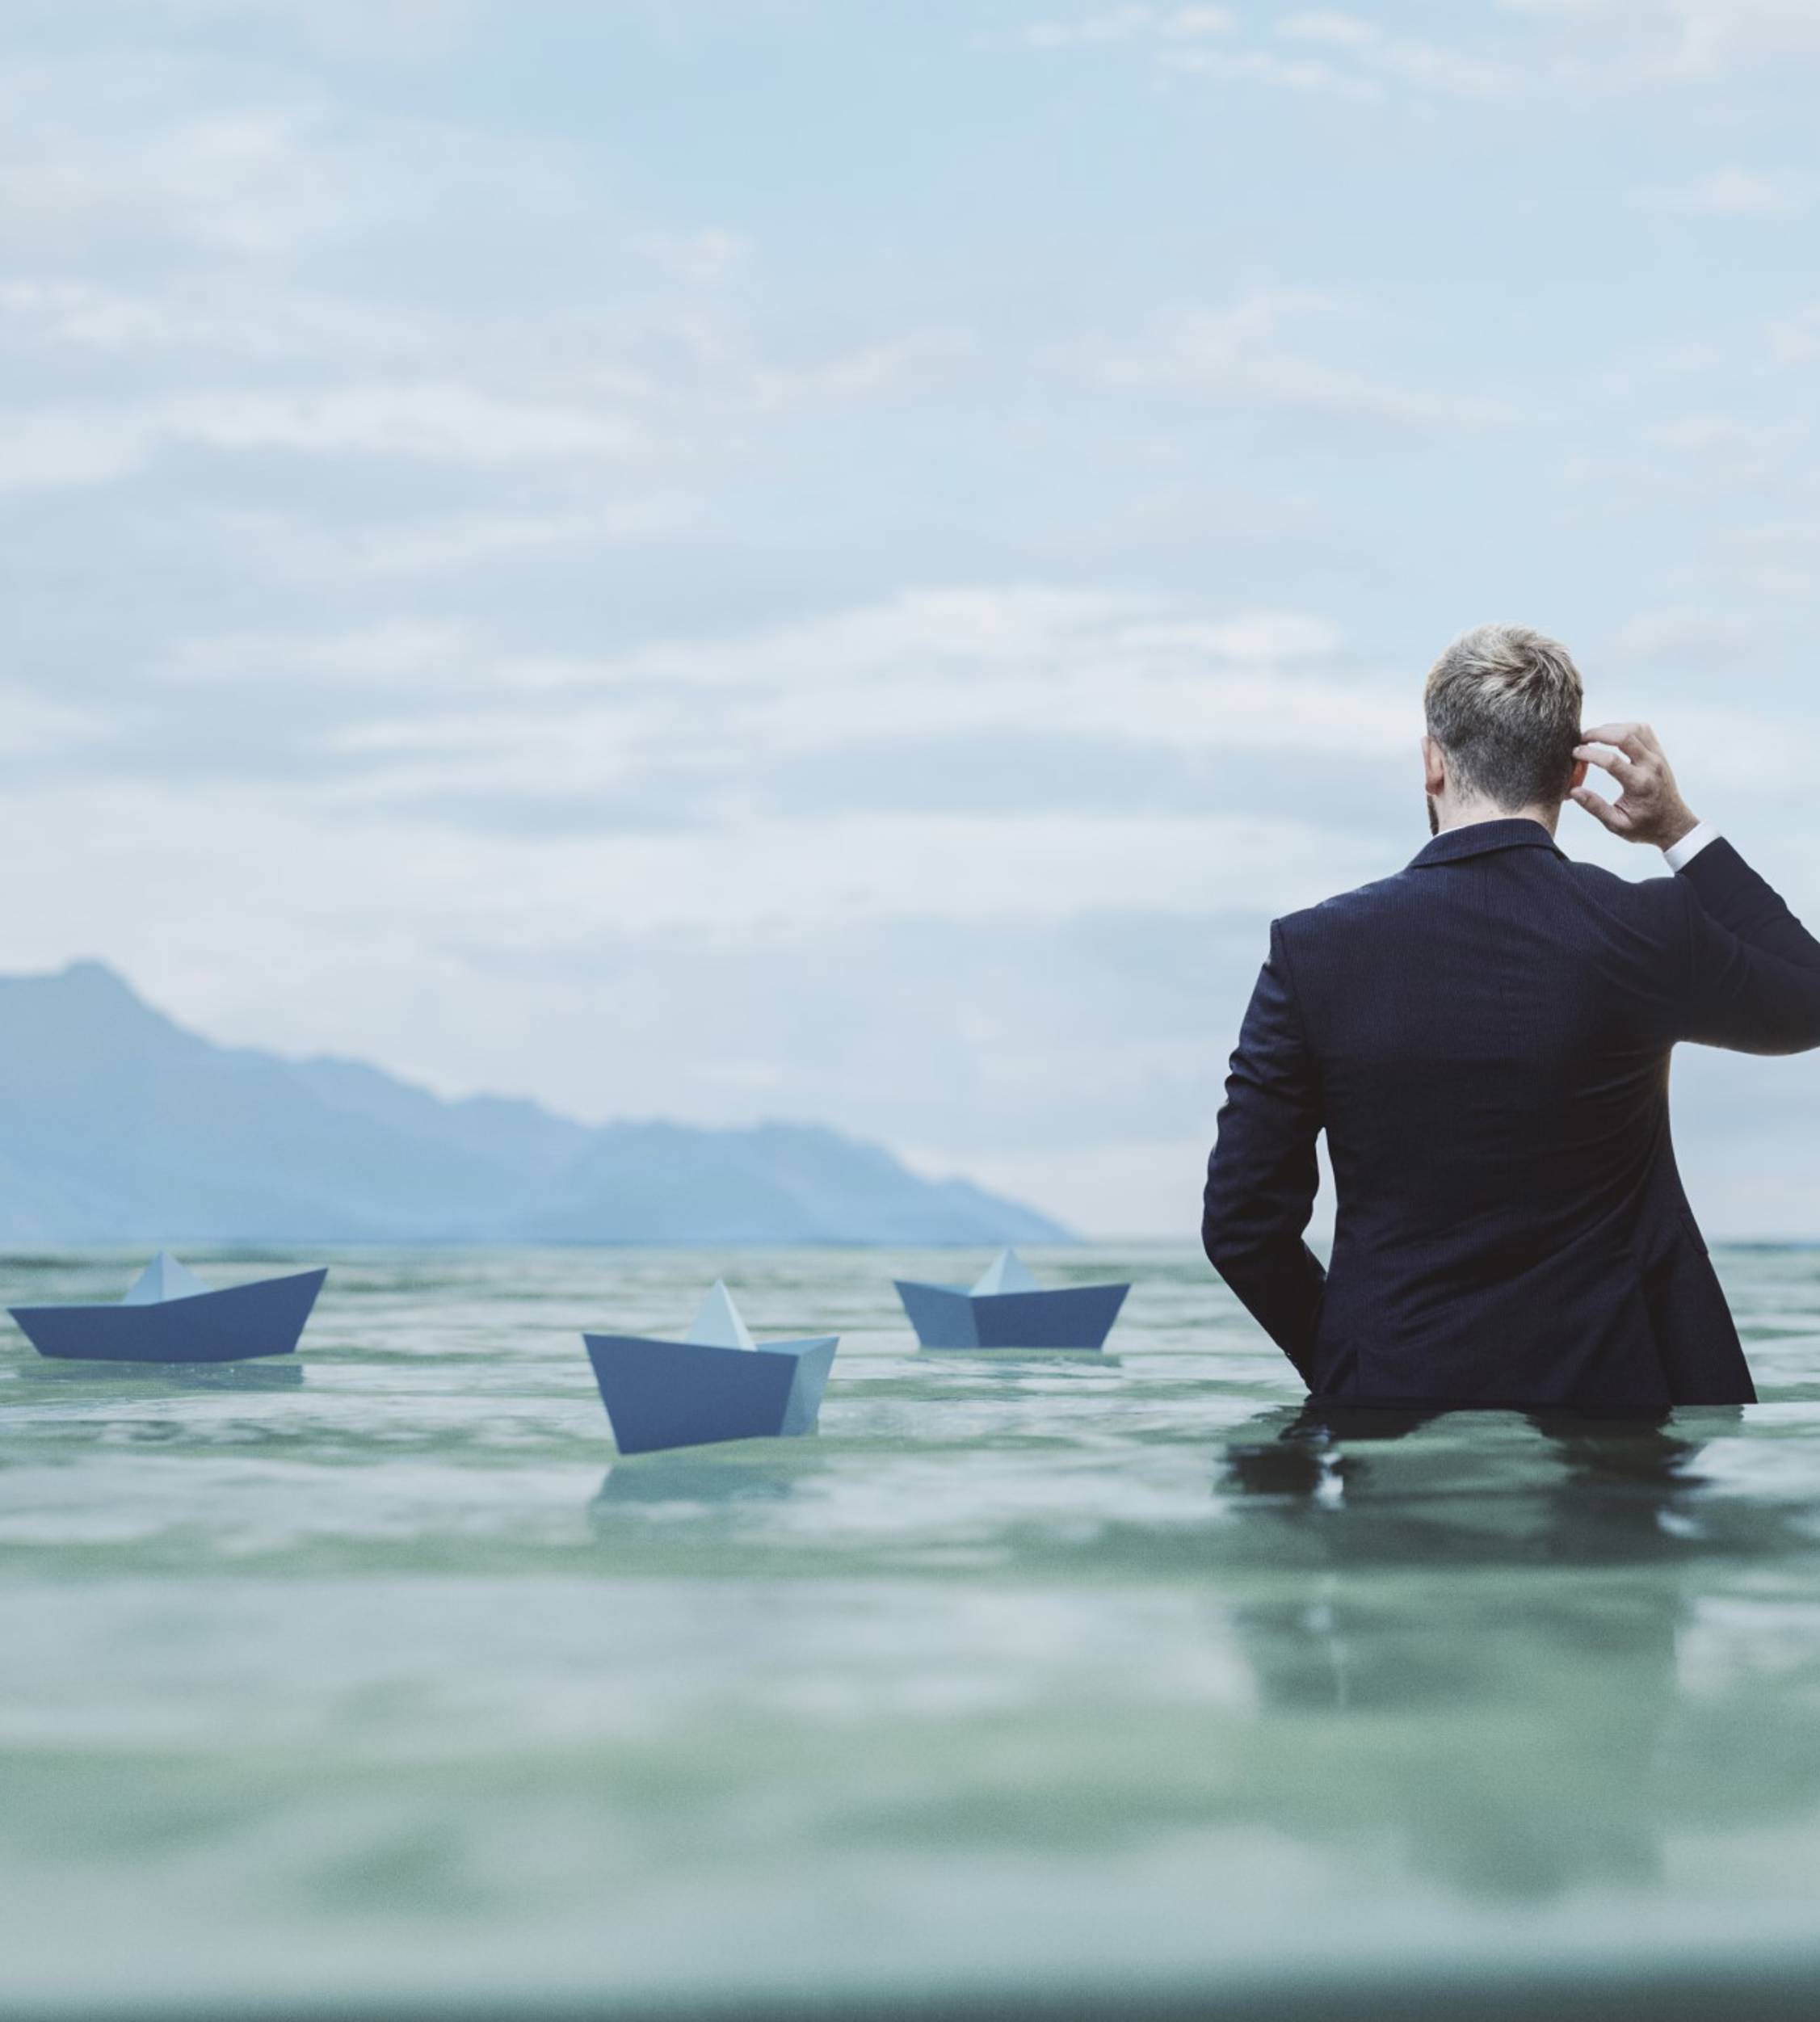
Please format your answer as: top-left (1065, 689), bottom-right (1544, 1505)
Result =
top-left (1425, 623), bottom-right (1584, 810)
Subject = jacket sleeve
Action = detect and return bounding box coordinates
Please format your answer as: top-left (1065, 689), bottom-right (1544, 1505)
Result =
top-left (1677, 839), bottom-right (1820, 1054)
top-left (1203, 920), bottom-right (1326, 1381)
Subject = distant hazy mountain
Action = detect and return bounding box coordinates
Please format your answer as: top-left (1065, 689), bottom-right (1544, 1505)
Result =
top-left (0, 962), bottom-right (1070, 1246)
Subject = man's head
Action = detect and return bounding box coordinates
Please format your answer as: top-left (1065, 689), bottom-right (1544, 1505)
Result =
top-left (1422, 623), bottom-right (1587, 835)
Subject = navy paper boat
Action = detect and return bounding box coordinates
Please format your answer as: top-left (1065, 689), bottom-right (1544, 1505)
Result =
top-left (894, 1248), bottom-right (1129, 1351)
top-left (584, 1282), bottom-right (839, 1457)
top-left (8, 1252), bottom-right (328, 1364)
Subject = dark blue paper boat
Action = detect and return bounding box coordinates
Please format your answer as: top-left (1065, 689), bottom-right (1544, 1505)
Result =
top-left (584, 1282), bottom-right (839, 1457)
top-left (894, 1248), bottom-right (1129, 1351)
top-left (8, 1252), bottom-right (328, 1364)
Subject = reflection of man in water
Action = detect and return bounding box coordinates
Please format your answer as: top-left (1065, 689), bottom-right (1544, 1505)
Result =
top-left (1203, 624), bottom-right (1820, 1410)
top-left (1216, 1407), bottom-right (1727, 1898)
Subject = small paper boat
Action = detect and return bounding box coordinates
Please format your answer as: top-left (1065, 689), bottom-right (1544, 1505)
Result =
top-left (8, 1252), bottom-right (328, 1364)
top-left (583, 1282), bottom-right (839, 1456)
top-left (894, 1248), bottom-right (1129, 1351)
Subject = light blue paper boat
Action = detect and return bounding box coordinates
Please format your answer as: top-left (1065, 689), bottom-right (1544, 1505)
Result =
top-left (9, 1252), bottom-right (328, 1364)
top-left (583, 1282), bottom-right (839, 1456)
top-left (894, 1248), bottom-right (1129, 1351)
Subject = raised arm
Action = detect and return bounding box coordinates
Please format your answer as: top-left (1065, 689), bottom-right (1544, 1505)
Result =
top-left (1677, 840), bottom-right (1820, 1053)
top-left (1572, 720), bottom-right (1820, 1054)
top-left (1203, 921), bottom-right (1326, 1381)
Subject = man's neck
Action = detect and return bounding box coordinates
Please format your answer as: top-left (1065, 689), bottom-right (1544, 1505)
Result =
top-left (1436, 801), bottom-right (1559, 839)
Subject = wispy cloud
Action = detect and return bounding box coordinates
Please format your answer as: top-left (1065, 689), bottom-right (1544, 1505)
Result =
top-left (1772, 305), bottom-right (1820, 361)
top-left (1646, 414), bottom-right (1790, 457)
top-left (1280, 11), bottom-right (1379, 48)
top-left (0, 55), bottom-right (974, 500)
top-left (1164, 46), bottom-right (1381, 97)
top-left (1613, 608), bottom-right (1766, 668)
top-left (1633, 166), bottom-right (1812, 215)
top-left (1020, 6), bottom-right (1234, 50)
top-left (1030, 0), bottom-right (1820, 96)
top-left (0, 384), bottom-right (644, 490)
top-left (113, 591), bottom-right (1403, 898)
top-left (1502, 0), bottom-right (1820, 76)
top-left (200, 498), bottom-right (696, 580)
top-left (630, 229), bottom-right (750, 289)
top-left (1023, 6), bottom-right (1522, 99)
top-left (0, 578), bottom-right (1405, 993)
top-left (116, 0), bottom-right (477, 59)
top-left (1069, 289), bottom-right (1513, 430)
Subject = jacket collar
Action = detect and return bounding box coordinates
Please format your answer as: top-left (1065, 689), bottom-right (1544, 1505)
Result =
top-left (1410, 816), bottom-right (1565, 869)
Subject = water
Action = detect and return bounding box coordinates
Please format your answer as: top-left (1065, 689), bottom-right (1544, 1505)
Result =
top-left (6, 1245), bottom-right (1820, 2019)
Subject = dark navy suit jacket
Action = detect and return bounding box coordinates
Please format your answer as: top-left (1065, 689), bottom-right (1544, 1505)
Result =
top-left (1203, 821), bottom-right (1820, 1410)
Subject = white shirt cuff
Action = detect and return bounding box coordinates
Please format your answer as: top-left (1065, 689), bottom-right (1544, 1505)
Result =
top-left (1664, 821), bottom-right (1720, 872)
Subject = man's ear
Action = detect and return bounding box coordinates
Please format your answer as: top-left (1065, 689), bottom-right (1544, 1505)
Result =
top-left (1422, 734), bottom-right (1447, 798)
top-left (1569, 758), bottom-right (1588, 795)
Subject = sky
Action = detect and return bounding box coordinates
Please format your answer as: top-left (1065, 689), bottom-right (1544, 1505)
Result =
top-left (3, 0), bottom-right (1820, 1237)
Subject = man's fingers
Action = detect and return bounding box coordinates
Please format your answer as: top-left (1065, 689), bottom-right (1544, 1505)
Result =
top-left (1571, 784), bottom-right (1630, 831)
top-left (1570, 783), bottom-right (1633, 833)
top-left (1580, 722), bottom-right (1650, 761)
top-left (1574, 741), bottom-right (1649, 781)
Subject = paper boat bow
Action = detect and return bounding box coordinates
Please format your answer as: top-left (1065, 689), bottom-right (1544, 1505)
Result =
top-left (894, 1248), bottom-right (1129, 1350)
top-left (583, 1282), bottom-right (839, 1455)
top-left (9, 1252), bottom-right (328, 1364)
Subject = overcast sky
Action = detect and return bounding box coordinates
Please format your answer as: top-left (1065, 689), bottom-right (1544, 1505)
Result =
top-left (4, 0), bottom-right (1820, 1236)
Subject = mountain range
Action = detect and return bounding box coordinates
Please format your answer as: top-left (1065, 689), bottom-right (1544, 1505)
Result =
top-left (0, 962), bottom-right (1069, 1246)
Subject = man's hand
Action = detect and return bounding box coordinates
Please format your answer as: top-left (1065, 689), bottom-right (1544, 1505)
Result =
top-left (1570, 721), bottom-right (1700, 849)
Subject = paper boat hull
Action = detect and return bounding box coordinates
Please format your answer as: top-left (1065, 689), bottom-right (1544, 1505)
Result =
top-left (894, 1279), bottom-right (1129, 1351)
top-left (584, 1333), bottom-right (838, 1456)
top-left (9, 1269), bottom-right (329, 1364)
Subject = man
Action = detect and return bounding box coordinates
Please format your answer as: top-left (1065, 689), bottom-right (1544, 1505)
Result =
top-left (1202, 623), bottom-right (1820, 1410)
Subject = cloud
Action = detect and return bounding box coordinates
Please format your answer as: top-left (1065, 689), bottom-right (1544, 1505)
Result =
top-left (0, 89), bottom-right (439, 259)
top-left (754, 330), bottom-right (977, 411)
top-left (0, 687), bottom-right (105, 759)
top-left (0, 275), bottom-right (427, 362)
top-left (1646, 414), bottom-right (1783, 455)
top-left (1502, 0), bottom-right (1820, 75)
top-left (1366, 37), bottom-right (1522, 96)
top-left (127, 588), bottom-right (1406, 868)
top-left (1633, 167), bottom-right (1812, 215)
top-left (1614, 608), bottom-right (1764, 666)
top-left (1163, 47), bottom-right (1381, 96)
top-left (199, 498), bottom-right (696, 580)
top-left (631, 229), bottom-right (750, 289)
top-left (0, 49), bottom-right (980, 507)
top-left (1772, 305), bottom-right (1820, 362)
top-left (0, 383), bottom-right (645, 490)
top-left (1070, 290), bottom-right (1513, 431)
top-left (1280, 11), bottom-right (1379, 48)
top-left (1033, 0), bottom-right (1820, 97)
top-left (66, 0), bottom-right (477, 60)
top-left (1021, 6), bottom-right (1234, 49)
top-left (1024, 6), bottom-right (1521, 99)
top-left (165, 618), bottom-right (477, 686)
top-left (99, 582), bottom-right (1399, 839)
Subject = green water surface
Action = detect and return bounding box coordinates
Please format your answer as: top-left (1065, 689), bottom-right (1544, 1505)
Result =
top-left (4, 1246), bottom-right (1820, 2019)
